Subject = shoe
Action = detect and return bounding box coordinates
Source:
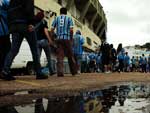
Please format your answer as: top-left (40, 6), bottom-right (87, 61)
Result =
top-left (0, 71), bottom-right (16, 81)
top-left (72, 72), bottom-right (78, 76)
top-left (50, 72), bottom-right (56, 76)
top-left (77, 70), bottom-right (81, 74)
top-left (36, 75), bottom-right (48, 79)
top-left (36, 73), bottom-right (48, 80)
top-left (57, 74), bottom-right (64, 77)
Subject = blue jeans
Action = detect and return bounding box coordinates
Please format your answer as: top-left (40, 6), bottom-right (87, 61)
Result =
top-left (37, 39), bottom-right (54, 73)
top-left (3, 32), bottom-right (42, 75)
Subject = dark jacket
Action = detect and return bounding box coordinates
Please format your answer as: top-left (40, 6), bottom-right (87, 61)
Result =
top-left (0, 0), bottom-right (9, 36)
top-left (8, 0), bottom-right (34, 33)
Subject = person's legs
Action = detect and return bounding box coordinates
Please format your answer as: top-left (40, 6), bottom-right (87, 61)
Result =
top-left (77, 55), bottom-right (82, 73)
top-left (56, 40), bottom-right (64, 76)
top-left (0, 36), bottom-right (11, 72)
top-left (149, 63), bottom-right (150, 72)
top-left (74, 54), bottom-right (81, 73)
top-left (1, 33), bottom-right (23, 80)
top-left (144, 64), bottom-right (147, 73)
top-left (64, 40), bottom-right (77, 75)
top-left (25, 32), bottom-right (48, 79)
top-left (4, 33), bottom-right (23, 72)
top-left (118, 60), bottom-right (123, 72)
top-left (120, 60), bottom-right (124, 72)
top-left (42, 39), bottom-right (55, 75)
top-left (37, 40), bottom-right (42, 58)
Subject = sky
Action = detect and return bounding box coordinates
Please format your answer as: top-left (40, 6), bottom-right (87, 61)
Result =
top-left (100, 0), bottom-right (150, 48)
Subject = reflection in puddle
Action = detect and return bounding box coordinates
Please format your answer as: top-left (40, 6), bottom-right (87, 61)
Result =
top-left (0, 83), bottom-right (150, 113)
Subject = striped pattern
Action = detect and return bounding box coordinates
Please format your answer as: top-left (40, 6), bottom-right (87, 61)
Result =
top-left (51, 15), bottom-right (73, 40)
top-left (73, 34), bottom-right (84, 55)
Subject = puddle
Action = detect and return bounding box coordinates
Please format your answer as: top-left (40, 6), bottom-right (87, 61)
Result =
top-left (0, 83), bottom-right (150, 113)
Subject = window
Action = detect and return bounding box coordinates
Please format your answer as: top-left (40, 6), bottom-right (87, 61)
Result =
top-left (86, 37), bottom-right (92, 46)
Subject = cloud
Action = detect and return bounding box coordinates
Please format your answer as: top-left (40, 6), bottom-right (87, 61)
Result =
top-left (100, 0), bottom-right (150, 48)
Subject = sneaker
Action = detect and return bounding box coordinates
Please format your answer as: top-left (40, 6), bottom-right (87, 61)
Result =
top-left (36, 73), bottom-right (48, 80)
top-left (77, 70), bottom-right (81, 74)
top-left (1, 71), bottom-right (16, 81)
top-left (104, 71), bottom-right (111, 74)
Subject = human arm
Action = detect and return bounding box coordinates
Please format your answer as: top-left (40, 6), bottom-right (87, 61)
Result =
top-left (44, 28), bottom-right (53, 45)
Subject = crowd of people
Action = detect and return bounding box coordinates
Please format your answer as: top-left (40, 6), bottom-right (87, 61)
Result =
top-left (0, 0), bottom-right (92, 80)
top-left (0, 0), bottom-right (79, 80)
top-left (79, 43), bottom-right (150, 74)
top-left (0, 0), bottom-right (149, 81)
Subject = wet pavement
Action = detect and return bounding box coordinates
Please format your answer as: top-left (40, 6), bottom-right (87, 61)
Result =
top-left (0, 73), bottom-right (150, 113)
top-left (0, 83), bottom-right (150, 113)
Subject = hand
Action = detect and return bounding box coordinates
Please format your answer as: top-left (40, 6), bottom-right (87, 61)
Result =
top-left (28, 25), bottom-right (34, 32)
top-left (48, 40), bottom-right (53, 46)
top-left (48, 41), bottom-right (52, 46)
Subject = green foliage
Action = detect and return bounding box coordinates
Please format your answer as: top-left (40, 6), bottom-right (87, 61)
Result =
top-left (142, 43), bottom-right (150, 50)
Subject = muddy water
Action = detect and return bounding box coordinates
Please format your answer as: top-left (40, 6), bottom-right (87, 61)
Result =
top-left (0, 83), bottom-right (150, 113)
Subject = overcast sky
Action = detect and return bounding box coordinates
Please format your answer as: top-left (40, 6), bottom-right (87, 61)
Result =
top-left (100, 0), bottom-right (150, 48)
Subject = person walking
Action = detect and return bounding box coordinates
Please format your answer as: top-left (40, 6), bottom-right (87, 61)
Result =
top-left (0, 0), bottom-right (11, 76)
top-left (131, 56), bottom-right (136, 72)
top-left (51, 7), bottom-right (77, 77)
top-left (1, 0), bottom-right (48, 80)
top-left (72, 30), bottom-right (84, 74)
top-left (34, 11), bottom-right (55, 76)
top-left (81, 52), bottom-right (89, 73)
top-left (88, 52), bottom-right (96, 73)
top-left (124, 52), bottom-right (130, 72)
top-left (117, 43), bottom-right (125, 73)
top-left (110, 44), bottom-right (117, 72)
top-left (100, 42), bottom-right (111, 73)
top-left (141, 54), bottom-right (147, 73)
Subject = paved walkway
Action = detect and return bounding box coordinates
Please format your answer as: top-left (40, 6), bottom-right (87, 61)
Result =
top-left (0, 72), bottom-right (150, 106)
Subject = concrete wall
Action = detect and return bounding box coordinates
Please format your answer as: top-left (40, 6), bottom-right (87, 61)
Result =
top-left (35, 0), bottom-right (105, 51)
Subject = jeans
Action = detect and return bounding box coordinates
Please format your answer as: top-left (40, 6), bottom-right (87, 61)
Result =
top-left (37, 39), bottom-right (54, 73)
top-left (3, 32), bottom-right (42, 75)
top-left (0, 36), bottom-right (11, 72)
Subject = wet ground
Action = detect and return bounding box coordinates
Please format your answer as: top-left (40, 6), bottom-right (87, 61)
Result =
top-left (0, 73), bottom-right (150, 113)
